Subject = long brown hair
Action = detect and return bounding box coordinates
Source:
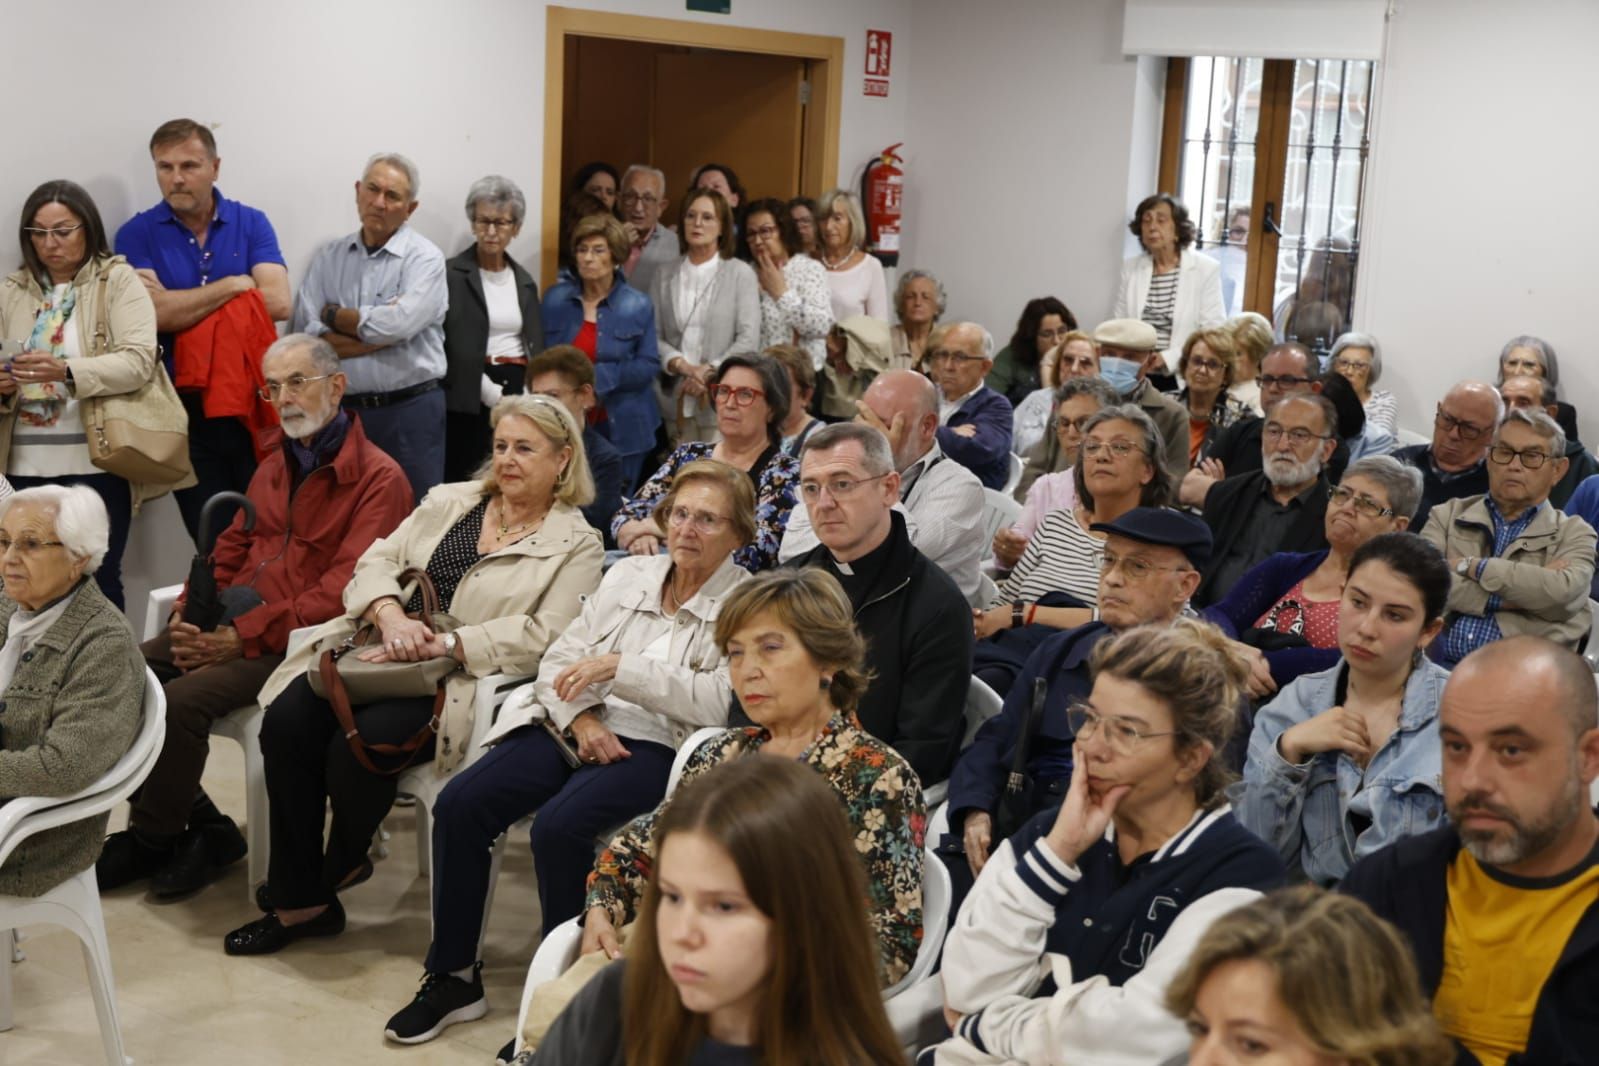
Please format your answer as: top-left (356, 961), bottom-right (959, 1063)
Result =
top-left (622, 758), bottom-right (902, 1066)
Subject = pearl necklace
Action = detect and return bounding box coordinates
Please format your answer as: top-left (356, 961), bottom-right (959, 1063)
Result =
top-left (821, 247), bottom-right (858, 271)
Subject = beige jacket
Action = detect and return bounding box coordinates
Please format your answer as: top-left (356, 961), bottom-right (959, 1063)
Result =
top-left (259, 481), bottom-right (604, 772)
top-left (0, 255), bottom-right (185, 509)
top-left (484, 551), bottom-right (747, 750)
top-left (1420, 493), bottom-right (1597, 648)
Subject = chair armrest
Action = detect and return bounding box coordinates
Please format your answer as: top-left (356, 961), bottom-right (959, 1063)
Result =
top-left (143, 584), bottom-right (185, 642)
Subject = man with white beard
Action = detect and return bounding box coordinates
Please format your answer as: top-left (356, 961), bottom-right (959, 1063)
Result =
top-left (1193, 392), bottom-right (1338, 606)
top-left (97, 332), bottom-right (413, 898)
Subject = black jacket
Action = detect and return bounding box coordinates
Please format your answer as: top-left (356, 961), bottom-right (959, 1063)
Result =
top-left (791, 512), bottom-right (974, 785)
top-left (1197, 470), bottom-right (1330, 606)
top-left (442, 246), bottom-right (543, 414)
top-left (1341, 819), bottom-right (1599, 1066)
top-left (1394, 445), bottom-right (1491, 530)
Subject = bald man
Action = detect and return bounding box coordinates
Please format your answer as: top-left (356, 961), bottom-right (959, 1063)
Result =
top-left (1393, 380), bottom-right (1502, 528)
top-left (780, 369), bottom-right (985, 604)
top-left (1343, 636), bottom-right (1599, 1066)
top-left (927, 321), bottom-right (1014, 489)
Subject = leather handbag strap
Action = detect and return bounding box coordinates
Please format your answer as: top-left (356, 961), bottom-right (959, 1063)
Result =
top-left (317, 648), bottom-right (446, 776)
top-left (90, 266), bottom-right (111, 357)
top-left (396, 566), bottom-right (441, 620)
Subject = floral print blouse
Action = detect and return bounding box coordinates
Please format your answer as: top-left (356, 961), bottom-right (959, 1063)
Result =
top-left (609, 441), bottom-right (800, 572)
top-left (585, 712), bottom-right (927, 987)
top-left (758, 253), bottom-right (834, 370)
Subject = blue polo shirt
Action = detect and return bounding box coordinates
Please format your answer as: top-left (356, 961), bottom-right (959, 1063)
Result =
top-left (114, 187), bottom-right (285, 370)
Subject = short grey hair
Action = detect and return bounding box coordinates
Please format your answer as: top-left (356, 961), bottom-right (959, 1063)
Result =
top-left (363, 152), bottom-right (420, 199)
top-left (935, 321), bottom-right (995, 359)
top-left (1055, 376), bottom-right (1120, 409)
top-left (263, 332), bottom-right (340, 377)
top-left (464, 175), bottom-right (526, 226)
top-left (801, 422), bottom-right (895, 478)
top-left (1328, 331), bottom-right (1384, 386)
top-left (1267, 392), bottom-right (1340, 438)
top-left (1498, 334), bottom-right (1561, 393)
top-left (1340, 456), bottom-right (1424, 524)
top-left (1074, 403), bottom-right (1173, 508)
top-left (893, 268), bottom-right (947, 322)
top-left (817, 188), bottom-right (867, 251)
top-left (621, 164), bottom-right (666, 195)
top-left (1496, 407), bottom-right (1566, 458)
top-left (0, 485), bottom-right (109, 574)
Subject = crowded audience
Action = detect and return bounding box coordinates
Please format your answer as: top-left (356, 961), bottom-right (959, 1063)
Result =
top-left (19, 133), bottom-right (1599, 1066)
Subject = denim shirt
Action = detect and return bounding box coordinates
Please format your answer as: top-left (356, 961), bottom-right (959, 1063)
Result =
top-left (1233, 658), bottom-right (1450, 886)
top-left (541, 271), bottom-right (661, 456)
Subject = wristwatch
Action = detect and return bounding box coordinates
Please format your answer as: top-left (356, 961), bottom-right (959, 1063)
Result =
top-left (441, 632), bottom-right (459, 658)
top-left (321, 303), bottom-right (340, 331)
top-left (1455, 558), bottom-right (1472, 576)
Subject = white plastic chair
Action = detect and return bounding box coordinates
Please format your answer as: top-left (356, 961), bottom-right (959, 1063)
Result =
top-left (144, 584), bottom-right (315, 902)
top-left (0, 668), bottom-right (166, 1066)
top-left (924, 677), bottom-right (1005, 809)
top-left (1001, 453), bottom-right (1024, 495)
top-left (1583, 600), bottom-right (1599, 672)
top-left (1395, 426), bottom-right (1429, 448)
top-left (980, 488), bottom-right (1023, 546)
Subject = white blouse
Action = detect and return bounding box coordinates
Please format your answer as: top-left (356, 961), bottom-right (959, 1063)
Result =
top-left (758, 253), bottom-right (834, 369)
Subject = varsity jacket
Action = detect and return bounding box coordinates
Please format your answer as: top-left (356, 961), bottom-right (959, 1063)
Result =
top-left (935, 804), bottom-right (1285, 1065)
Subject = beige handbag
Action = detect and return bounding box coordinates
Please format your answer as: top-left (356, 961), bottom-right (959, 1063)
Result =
top-left (81, 267), bottom-right (194, 485)
top-left (519, 924), bottom-right (632, 1052)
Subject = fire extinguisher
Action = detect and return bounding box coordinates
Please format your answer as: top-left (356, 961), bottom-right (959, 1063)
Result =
top-left (861, 143), bottom-right (904, 267)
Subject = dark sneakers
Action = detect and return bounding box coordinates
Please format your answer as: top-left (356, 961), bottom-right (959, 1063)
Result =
top-left (384, 963), bottom-right (488, 1044)
top-left (151, 818), bottom-right (248, 898)
top-left (95, 829), bottom-right (176, 890)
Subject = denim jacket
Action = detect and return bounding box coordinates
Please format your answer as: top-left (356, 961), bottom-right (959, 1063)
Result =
top-left (1233, 658), bottom-right (1450, 886)
top-left (541, 271), bottom-right (661, 456)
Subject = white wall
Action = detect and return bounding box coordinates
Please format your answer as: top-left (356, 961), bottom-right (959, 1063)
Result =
top-left (900, 0), bottom-right (1155, 339)
top-left (1, 0), bottom-right (912, 609)
top-left (1355, 0), bottom-right (1599, 445)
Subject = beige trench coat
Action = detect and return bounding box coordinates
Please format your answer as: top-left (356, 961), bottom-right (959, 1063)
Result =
top-left (258, 481), bottom-right (604, 773)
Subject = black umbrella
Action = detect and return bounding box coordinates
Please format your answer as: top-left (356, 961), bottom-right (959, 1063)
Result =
top-left (995, 676), bottom-right (1048, 840)
top-left (183, 492), bottom-right (256, 632)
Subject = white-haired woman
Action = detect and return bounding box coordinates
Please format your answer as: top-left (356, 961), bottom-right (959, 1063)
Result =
top-left (1327, 332), bottom-right (1396, 439)
top-left (222, 395), bottom-right (604, 956)
top-left (816, 188), bottom-right (888, 323)
top-left (442, 176), bottom-right (544, 482)
top-left (892, 268), bottom-right (944, 372)
top-left (0, 485), bottom-right (143, 897)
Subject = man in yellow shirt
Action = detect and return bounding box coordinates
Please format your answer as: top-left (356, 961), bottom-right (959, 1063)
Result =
top-left (1342, 635), bottom-right (1599, 1066)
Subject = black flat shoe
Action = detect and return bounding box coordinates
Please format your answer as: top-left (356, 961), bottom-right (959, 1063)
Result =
top-left (254, 859), bottom-right (374, 913)
top-left (223, 898), bottom-right (346, 956)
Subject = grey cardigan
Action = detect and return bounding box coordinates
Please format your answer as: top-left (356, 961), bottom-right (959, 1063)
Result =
top-left (650, 256), bottom-right (761, 415)
top-left (0, 581), bottom-right (143, 897)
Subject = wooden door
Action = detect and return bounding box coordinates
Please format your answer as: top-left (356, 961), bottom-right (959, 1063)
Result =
top-left (651, 50), bottom-right (807, 205)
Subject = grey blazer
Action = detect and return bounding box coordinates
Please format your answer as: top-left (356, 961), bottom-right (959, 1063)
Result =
top-left (650, 256), bottom-right (761, 380)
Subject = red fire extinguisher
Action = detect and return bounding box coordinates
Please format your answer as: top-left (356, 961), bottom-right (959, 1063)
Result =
top-left (861, 143), bottom-right (904, 267)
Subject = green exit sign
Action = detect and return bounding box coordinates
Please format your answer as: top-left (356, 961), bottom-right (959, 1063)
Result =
top-left (688, 0), bottom-right (730, 11)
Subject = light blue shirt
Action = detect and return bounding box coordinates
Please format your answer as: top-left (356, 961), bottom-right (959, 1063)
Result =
top-left (290, 224), bottom-right (447, 395)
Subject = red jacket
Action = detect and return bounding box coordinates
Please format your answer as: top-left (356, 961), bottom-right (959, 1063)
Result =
top-left (173, 289), bottom-right (279, 458)
top-left (198, 413), bottom-right (413, 657)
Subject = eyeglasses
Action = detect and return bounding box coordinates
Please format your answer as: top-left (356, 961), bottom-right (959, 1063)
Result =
top-left (1328, 485), bottom-right (1396, 518)
top-left (1080, 439), bottom-right (1142, 459)
top-left (746, 225), bottom-right (780, 240)
top-left (1434, 407), bottom-right (1490, 441)
top-left (619, 192), bottom-right (659, 207)
top-left (799, 473), bottom-right (889, 502)
top-left (928, 349), bottom-right (986, 366)
top-left (1101, 549), bottom-right (1190, 582)
top-left (1055, 415), bottom-right (1092, 433)
top-left (24, 224), bottom-right (83, 242)
top-left (473, 217), bottom-right (517, 231)
top-left (1488, 444), bottom-right (1553, 469)
top-left (1502, 357), bottom-right (1543, 375)
top-left (1067, 701), bottom-right (1180, 756)
top-left (1333, 358), bottom-right (1372, 373)
top-left (1186, 357), bottom-right (1224, 373)
top-left (0, 535), bottom-right (65, 556)
top-left (710, 384), bottom-right (765, 408)
top-left (666, 506), bottom-right (730, 533)
top-left (258, 374), bottom-right (333, 400)
top-left (1259, 374), bottom-right (1313, 389)
top-left (1263, 423), bottom-right (1331, 448)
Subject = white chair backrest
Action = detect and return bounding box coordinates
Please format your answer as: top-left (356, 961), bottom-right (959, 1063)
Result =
top-left (980, 488), bottom-right (1023, 545)
top-left (883, 848), bottom-right (952, 999)
top-left (0, 668), bottom-right (166, 869)
top-left (1002, 453), bottom-right (1024, 495)
top-left (667, 727), bottom-right (724, 797)
top-left (1396, 427), bottom-right (1430, 448)
top-left (964, 677), bottom-right (1004, 748)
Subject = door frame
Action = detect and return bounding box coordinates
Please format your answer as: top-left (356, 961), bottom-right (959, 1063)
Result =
top-left (542, 6), bottom-right (845, 286)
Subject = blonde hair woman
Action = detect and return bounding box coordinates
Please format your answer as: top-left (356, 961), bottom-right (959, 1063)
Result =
top-left (223, 394), bottom-right (604, 957)
top-left (815, 188), bottom-right (888, 323)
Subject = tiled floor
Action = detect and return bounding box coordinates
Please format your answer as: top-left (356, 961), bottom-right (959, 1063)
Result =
top-left (2, 738), bottom-right (542, 1064)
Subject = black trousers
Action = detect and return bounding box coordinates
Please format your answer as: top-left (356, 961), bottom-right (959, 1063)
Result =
top-left (259, 675), bottom-right (436, 909)
top-left (443, 363), bottom-right (525, 483)
top-left (172, 392), bottom-right (257, 546)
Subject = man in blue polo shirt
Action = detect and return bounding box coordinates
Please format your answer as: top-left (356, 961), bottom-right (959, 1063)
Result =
top-left (291, 152), bottom-right (448, 502)
top-left (116, 118), bottom-right (291, 542)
